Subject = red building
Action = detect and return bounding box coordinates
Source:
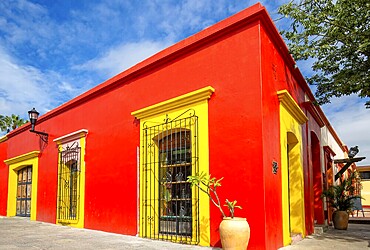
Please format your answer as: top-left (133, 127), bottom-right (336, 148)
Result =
top-left (0, 3), bottom-right (344, 249)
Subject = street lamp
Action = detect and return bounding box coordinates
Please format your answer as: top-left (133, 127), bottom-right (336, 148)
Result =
top-left (28, 108), bottom-right (48, 143)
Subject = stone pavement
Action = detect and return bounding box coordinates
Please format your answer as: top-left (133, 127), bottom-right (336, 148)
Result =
top-left (1, 216), bottom-right (370, 249)
top-left (279, 223), bottom-right (370, 250)
top-left (0, 216), bottom-right (218, 250)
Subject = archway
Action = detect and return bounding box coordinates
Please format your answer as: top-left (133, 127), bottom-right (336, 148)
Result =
top-left (311, 132), bottom-right (324, 225)
top-left (286, 132), bottom-right (304, 238)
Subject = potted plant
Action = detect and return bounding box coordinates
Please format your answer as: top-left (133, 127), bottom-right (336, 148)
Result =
top-left (321, 171), bottom-right (361, 230)
top-left (187, 172), bottom-right (250, 249)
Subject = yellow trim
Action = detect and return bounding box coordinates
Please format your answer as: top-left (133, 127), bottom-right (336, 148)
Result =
top-left (361, 180), bottom-right (370, 206)
top-left (279, 93), bottom-right (306, 246)
top-left (53, 129), bottom-right (88, 143)
top-left (0, 135), bottom-right (7, 143)
top-left (277, 90), bottom-right (308, 125)
top-left (5, 151), bottom-right (40, 220)
top-left (131, 86), bottom-right (215, 120)
top-left (133, 89), bottom-right (212, 246)
top-left (55, 131), bottom-right (87, 228)
top-left (358, 166), bottom-right (370, 172)
top-left (4, 151), bottom-right (40, 165)
top-left (79, 135), bottom-right (86, 227)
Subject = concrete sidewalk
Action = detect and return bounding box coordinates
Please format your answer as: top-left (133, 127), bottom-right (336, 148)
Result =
top-left (279, 223), bottom-right (370, 250)
top-left (1, 216), bottom-right (370, 249)
top-left (0, 216), bottom-right (218, 250)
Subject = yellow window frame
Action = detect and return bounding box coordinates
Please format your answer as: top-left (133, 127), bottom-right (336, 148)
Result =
top-left (132, 86), bottom-right (214, 246)
top-left (54, 129), bottom-right (88, 228)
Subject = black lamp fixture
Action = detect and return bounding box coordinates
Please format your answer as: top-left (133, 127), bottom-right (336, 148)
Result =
top-left (28, 108), bottom-right (48, 143)
top-left (348, 145), bottom-right (359, 158)
top-left (334, 145), bottom-right (364, 180)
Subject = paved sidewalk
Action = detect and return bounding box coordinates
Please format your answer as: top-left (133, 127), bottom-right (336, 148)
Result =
top-left (279, 223), bottom-right (370, 250)
top-left (2, 216), bottom-right (370, 249)
top-left (0, 216), bottom-right (218, 250)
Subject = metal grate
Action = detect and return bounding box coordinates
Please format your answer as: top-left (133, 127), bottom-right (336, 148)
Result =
top-left (57, 142), bottom-right (81, 221)
top-left (141, 109), bottom-right (199, 244)
top-left (16, 166), bottom-right (32, 217)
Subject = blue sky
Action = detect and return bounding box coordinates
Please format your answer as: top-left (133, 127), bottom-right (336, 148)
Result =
top-left (0, 0), bottom-right (369, 165)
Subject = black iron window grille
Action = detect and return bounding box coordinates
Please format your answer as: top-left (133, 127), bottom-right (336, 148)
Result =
top-left (141, 109), bottom-right (199, 244)
top-left (57, 142), bottom-right (81, 222)
top-left (16, 166), bottom-right (32, 217)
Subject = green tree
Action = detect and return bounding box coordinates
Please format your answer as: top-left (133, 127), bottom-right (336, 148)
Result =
top-left (0, 114), bottom-right (28, 133)
top-left (278, 0), bottom-right (370, 107)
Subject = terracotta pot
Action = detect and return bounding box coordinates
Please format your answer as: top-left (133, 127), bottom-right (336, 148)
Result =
top-left (332, 211), bottom-right (349, 230)
top-left (219, 217), bottom-right (250, 250)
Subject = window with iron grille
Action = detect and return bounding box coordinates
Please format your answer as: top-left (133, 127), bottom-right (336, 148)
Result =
top-left (57, 142), bottom-right (81, 222)
top-left (141, 109), bottom-right (200, 244)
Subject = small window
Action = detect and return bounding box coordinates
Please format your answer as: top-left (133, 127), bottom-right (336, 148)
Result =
top-left (159, 131), bottom-right (192, 236)
top-left (360, 171), bottom-right (370, 180)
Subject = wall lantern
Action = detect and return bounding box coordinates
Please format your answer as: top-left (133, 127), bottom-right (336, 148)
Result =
top-left (334, 145), bottom-right (365, 181)
top-left (348, 146), bottom-right (359, 158)
top-left (28, 108), bottom-right (48, 143)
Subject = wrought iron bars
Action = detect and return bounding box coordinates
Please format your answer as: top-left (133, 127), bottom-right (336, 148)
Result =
top-left (141, 109), bottom-right (199, 244)
top-left (57, 142), bottom-right (81, 222)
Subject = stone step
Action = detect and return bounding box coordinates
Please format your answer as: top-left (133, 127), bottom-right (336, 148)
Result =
top-left (314, 224), bottom-right (328, 234)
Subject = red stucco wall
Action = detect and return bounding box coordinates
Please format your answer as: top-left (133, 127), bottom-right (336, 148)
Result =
top-left (0, 4), bottom-right (326, 250)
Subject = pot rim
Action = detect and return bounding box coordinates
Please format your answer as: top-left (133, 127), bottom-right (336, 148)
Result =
top-left (222, 217), bottom-right (246, 221)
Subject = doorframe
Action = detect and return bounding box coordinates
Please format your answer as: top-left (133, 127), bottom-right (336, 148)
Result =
top-left (5, 151), bottom-right (40, 220)
top-left (278, 90), bottom-right (308, 246)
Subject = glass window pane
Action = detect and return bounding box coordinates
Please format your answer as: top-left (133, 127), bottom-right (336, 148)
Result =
top-left (21, 185), bottom-right (26, 198)
top-left (22, 169), bottom-right (27, 181)
top-left (27, 185), bottom-right (32, 198)
top-left (26, 200), bottom-right (31, 215)
top-left (16, 201), bottom-right (21, 215)
top-left (20, 201), bottom-right (25, 214)
top-left (27, 167), bottom-right (32, 182)
top-left (17, 185), bottom-right (21, 198)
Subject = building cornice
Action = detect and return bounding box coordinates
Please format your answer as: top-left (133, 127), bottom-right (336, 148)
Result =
top-left (53, 129), bottom-right (88, 144)
top-left (132, 86), bottom-right (215, 120)
top-left (4, 151), bottom-right (40, 165)
top-left (277, 90), bottom-right (308, 125)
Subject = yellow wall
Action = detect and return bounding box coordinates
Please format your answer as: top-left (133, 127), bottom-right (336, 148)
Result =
top-left (361, 180), bottom-right (370, 206)
top-left (132, 86), bottom-right (214, 246)
top-left (278, 90), bottom-right (307, 246)
top-left (5, 151), bottom-right (40, 220)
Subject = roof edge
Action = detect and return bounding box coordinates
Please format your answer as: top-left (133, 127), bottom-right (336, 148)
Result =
top-left (8, 3), bottom-right (265, 138)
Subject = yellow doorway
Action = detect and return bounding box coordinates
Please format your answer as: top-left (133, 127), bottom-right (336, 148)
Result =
top-left (5, 151), bottom-right (40, 221)
top-left (278, 90), bottom-right (308, 245)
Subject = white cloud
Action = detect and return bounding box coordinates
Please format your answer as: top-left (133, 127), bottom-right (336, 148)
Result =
top-left (0, 46), bottom-right (80, 117)
top-left (76, 41), bottom-right (171, 79)
top-left (0, 47), bottom-right (48, 116)
top-left (322, 95), bottom-right (370, 165)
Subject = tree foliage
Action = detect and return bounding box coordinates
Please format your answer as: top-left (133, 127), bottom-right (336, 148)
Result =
top-left (0, 114), bottom-right (28, 133)
top-left (278, 0), bottom-right (370, 106)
